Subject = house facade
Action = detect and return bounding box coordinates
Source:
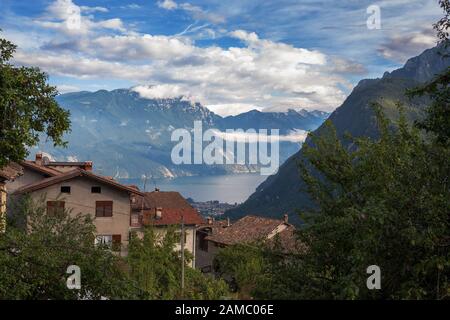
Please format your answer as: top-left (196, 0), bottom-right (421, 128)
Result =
top-left (8, 154), bottom-right (143, 256)
top-left (0, 163), bottom-right (23, 233)
top-left (131, 190), bottom-right (205, 267)
top-left (196, 215), bottom-right (297, 273)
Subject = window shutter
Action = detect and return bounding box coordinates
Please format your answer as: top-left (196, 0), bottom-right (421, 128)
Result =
top-left (105, 202), bottom-right (113, 217)
top-left (112, 234), bottom-right (121, 252)
top-left (95, 204), bottom-right (103, 217)
top-left (95, 201), bottom-right (113, 217)
top-left (47, 201), bottom-right (65, 216)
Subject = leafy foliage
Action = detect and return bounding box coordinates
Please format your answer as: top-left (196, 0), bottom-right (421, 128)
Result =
top-left (127, 226), bottom-right (229, 299)
top-left (0, 33), bottom-right (70, 167)
top-left (296, 104), bottom-right (449, 299)
top-left (0, 197), bottom-right (135, 299)
top-left (214, 243), bottom-right (268, 299)
top-left (216, 103), bottom-right (449, 300)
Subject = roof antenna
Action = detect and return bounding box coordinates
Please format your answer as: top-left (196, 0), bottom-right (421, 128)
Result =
top-left (141, 174), bottom-right (148, 192)
top-left (150, 174), bottom-right (158, 191)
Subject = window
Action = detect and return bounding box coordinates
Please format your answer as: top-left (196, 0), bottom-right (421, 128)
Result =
top-left (95, 235), bottom-right (121, 251)
top-left (176, 231), bottom-right (188, 244)
top-left (47, 201), bottom-right (65, 216)
top-left (201, 265), bottom-right (212, 273)
top-left (198, 232), bottom-right (209, 252)
top-left (130, 214), bottom-right (141, 227)
top-left (91, 186), bottom-right (101, 193)
top-left (95, 201), bottom-right (113, 217)
top-left (60, 186), bottom-right (71, 194)
top-left (95, 235), bottom-right (112, 246)
top-left (112, 234), bottom-right (122, 252)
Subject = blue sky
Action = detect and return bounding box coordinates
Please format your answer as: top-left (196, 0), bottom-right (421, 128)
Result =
top-left (0, 0), bottom-right (443, 115)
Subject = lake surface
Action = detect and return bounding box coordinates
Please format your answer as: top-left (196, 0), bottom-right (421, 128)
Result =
top-left (120, 173), bottom-right (267, 204)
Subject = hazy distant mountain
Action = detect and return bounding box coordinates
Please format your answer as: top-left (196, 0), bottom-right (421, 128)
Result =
top-left (225, 45), bottom-right (450, 224)
top-left (32, 89), bottom-right (329, 179)
top-left (219, 109), bottom-right (328, 133)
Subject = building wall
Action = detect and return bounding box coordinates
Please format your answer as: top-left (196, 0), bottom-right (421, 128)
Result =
top-left (6, 168), bottom-right (47, 193)
top-left (25, 177), bottom-right (132, 256)
top-left (134, 225), bottom-right (197, 267)
top-left (195, 235), bottom-right (221, 272)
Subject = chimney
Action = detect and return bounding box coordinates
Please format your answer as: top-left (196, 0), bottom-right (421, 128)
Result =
top-left (207, 216), bottom-right (213, 225)
top-left (283, 214), bottom-right (288, 223)
top-left (84, 161), bottom-right (93, 171)
top-left (227, 217), bottom-right (231, 227)
top-left (35, 153), bottom-right (43, 166)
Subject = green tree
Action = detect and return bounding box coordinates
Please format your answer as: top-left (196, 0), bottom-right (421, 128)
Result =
top-left (407, 0), bottom-right (450, 145)
top-left (296, 104), bottom-right (449, 299)
top-left (0, 197), bottom-right (136, 299)
top-left (127, 226), bottom-right (229, 300)
top-left (214, 243), bottom-right (268, 299)
top-left (0, 33), bottom-right (71, 168)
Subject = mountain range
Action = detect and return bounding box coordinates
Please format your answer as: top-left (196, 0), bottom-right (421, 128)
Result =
top-left (225, 45), bottom-right (450, 225)
top-left (33, 90), bottom-right (328, 179)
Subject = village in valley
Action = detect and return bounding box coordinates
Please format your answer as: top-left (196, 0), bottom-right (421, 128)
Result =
top-left (0, 153), bottom-right (298, 275)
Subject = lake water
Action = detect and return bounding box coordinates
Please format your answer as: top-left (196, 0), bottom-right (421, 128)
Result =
top-left (120, 173), bottom-right (268, 204)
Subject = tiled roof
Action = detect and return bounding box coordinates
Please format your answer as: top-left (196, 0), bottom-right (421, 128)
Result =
top-left (134, 191), bottom-right (205, 226)
top-left (20, 160), bottom-right (62, 176)
top-left (142, 207), bottom-right (204, 226)
top-left (267, 225), bottom-right (304, 254)
top-left (13, 168), bottom-right (144, 196)
top-left (205, 215), bottom-right (290, 246)
top-left (132, 191), bottom-right (194, 211)
top-left (0, 163), bottom-right (23, 181)
top-left (197, 219), bottom-right (230, 234)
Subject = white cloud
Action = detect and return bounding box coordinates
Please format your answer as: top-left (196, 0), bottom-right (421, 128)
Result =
top-left (206, 104), bottom-right (262, 117)
top-left (36, 0), bottom-right (125, 35)
top-left (13, 51), bottom-right (149, 80)
top-left (179, 3), bottom-right (226, 24)
top-left (80, 6), bottom-right (109, 14)
top-left (230, 30), bottom-right (259, 43)
top-left (9, 1), bottom-right (382, 114)
top-left (57, 84), bottom-right (80, 93)
top-left (132, 84), bottom-right (187, 99)
top-left (14, 27), bottom-right (353, 112)
top-left (94, 18), bottom-right (126, 32)
top-left (378, 27), bottom-right (436, 63)
top-left (121, 4), bottom-right (142, 10)
top-left (158, 0), bottom-right (225, 24)
top-left (90, 34), bottom-right (194, 60)
top-left (210, 128), bottom-right (308, 143)
top-left (158, 0), bottom-right (178, 10)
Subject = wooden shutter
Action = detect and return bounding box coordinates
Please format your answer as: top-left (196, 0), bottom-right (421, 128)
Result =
top-left (95, 201), bottom-right (113, 217)
top-left (47, 201), bottom-right (65, 216)
top-left (112, 234), bottom-right (121, 252)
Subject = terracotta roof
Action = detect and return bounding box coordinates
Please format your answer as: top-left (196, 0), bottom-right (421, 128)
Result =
top-left (267, 225), bottom-right (304, 254)
top-left (205, 215), bottom-right (290, 246)
top-left (134, 191), bottom-right (205, 226)
top-left (0, 163), bottom-right (23, 181)
top-left (20, 160), bottom-right (62, 177)
top-left (142, 207), bottom-right (204, 226)
top-left (197, 219), bottom-right (230, 234)
top-left (13, 168), bottom-right (144, 196)
top-left (132, 191), bottom-right (194, 211)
